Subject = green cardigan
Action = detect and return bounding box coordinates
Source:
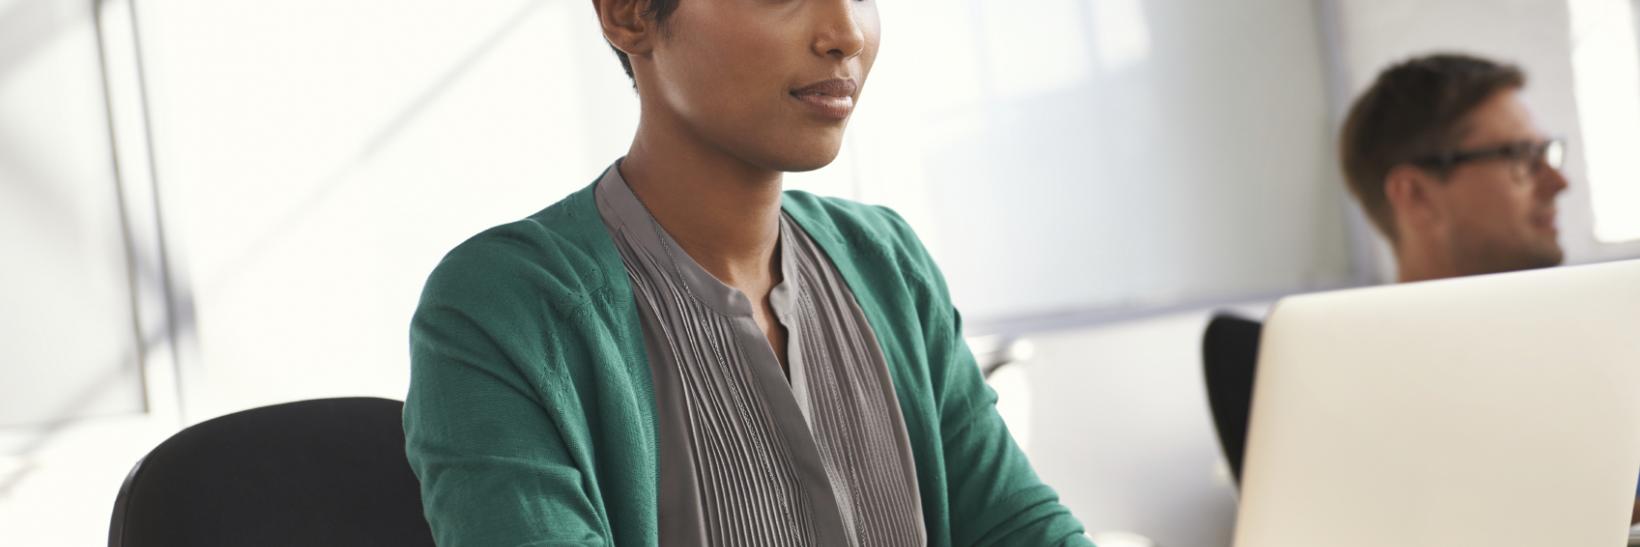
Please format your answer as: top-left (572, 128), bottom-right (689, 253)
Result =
top-left (404, 180), bottom-right (1093, 546)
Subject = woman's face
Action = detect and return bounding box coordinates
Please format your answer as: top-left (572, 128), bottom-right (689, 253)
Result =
top-left (646, 0), bottom-right (880, 172)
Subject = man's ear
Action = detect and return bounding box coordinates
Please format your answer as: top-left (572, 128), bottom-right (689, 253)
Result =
top-left (1384, 163), bottom-right (1446, 232)
top-left (591, 0), bottom-right (655, 60)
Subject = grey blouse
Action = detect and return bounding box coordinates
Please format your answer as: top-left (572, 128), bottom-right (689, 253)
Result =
top-left (594, 163), bottom-right (926, 547)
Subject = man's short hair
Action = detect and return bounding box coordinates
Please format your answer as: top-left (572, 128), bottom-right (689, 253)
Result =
top-left (1338, 53), bottom-right (1526, 241)
top-left (609, 0), bottom-right (680, 83)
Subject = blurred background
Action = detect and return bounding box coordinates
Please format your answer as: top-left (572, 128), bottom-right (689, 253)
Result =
top-left (3, 0), bottom-right (1639, 545)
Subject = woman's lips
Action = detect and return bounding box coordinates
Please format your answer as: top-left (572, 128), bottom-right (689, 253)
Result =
top-left (790, 78), bottom-right (858, 121)
top-left (791, 93), bottom-right (855, 120)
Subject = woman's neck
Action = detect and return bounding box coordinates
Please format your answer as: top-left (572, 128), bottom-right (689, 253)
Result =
top-left (619, 115), bottom-right (785, 288)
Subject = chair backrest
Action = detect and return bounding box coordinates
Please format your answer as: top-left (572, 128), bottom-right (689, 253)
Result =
top-left (109, 397), bottom-right (435, 547)
top-left (1201, 313), bottom-right (1264, 486)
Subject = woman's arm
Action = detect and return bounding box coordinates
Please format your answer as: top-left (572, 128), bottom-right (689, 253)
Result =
top-left (928, 309), bottom-right (1096, 547)
top-left (404, 248), bottom-right (606, 547)
top-left (877, 206), bottom-right (1095, 546)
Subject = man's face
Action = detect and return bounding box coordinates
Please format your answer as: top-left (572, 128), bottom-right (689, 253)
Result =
top-left (645, 0), bottom-right (880, 172)
top-left (1429, 89), bottom-right (1569, 274)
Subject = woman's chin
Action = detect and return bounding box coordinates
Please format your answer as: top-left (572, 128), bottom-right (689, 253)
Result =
top-left (760, 137), bottom-right (847, 173)
top-left (775, 153), bottom-right (842, 173)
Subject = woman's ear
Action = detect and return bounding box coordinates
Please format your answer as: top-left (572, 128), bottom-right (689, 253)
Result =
top-left (591, 0), bottom-right (656, 60)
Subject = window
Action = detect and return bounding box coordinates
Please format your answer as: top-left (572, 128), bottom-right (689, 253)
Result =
top-left (1568, 0), bottom-right (1640, 243)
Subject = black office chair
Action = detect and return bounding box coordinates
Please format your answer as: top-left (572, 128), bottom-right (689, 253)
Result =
top-left (108, 397), bottom-right (435, 547)
top-left (1201, 313), bottom-right (1264, 486)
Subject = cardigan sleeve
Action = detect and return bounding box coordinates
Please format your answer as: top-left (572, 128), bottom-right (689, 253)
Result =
top-left (877, 207), bottom-right (1097, 547)
top-left (403, 241), bottom-right (606, 547)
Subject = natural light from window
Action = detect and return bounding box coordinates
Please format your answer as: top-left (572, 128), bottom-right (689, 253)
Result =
top-left (1568, 0), bottom-right (1640, 243)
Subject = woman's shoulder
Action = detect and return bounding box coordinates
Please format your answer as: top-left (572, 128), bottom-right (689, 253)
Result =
top-left (781, 190), bottom-right (940, 283)
top-left (782, 191), bottom-right (923, 254)
top-left (418, 182), bottom-right (623, 318)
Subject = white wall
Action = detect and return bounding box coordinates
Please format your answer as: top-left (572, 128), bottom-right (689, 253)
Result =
top-left (133, 0), bottom-right (644, 418)
top-left (0, 0), bottom-right (168, 542)
top-left (0, 0), bottom-right (144, 428)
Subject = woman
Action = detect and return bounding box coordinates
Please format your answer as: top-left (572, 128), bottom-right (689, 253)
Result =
top-left (403, 0), bottom-right (1092, 545)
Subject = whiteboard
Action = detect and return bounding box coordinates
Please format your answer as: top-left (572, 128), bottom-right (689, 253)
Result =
top-left (840, 0), bottom-right (1359, 331)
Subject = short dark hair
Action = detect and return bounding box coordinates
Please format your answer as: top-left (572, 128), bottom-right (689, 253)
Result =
top-left (1338, 53), bottom-right (1526, 241)
top-left (609, 0), bottom-right (681, 83)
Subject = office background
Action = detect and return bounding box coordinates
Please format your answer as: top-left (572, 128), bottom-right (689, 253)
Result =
top-left (3, 0), bottom-right (1639, 545)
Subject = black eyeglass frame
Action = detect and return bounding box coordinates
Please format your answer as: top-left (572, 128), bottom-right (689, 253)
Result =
top-left (1410, 137), bottom-right (1566, 173)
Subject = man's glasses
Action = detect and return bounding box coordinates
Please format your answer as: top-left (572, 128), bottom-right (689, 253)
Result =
top-left (1412, 138), bottom-right (1566, 181)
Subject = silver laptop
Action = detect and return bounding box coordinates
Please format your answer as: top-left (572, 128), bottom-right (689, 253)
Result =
top-left (1232, 259), bottom-right (1640, 547)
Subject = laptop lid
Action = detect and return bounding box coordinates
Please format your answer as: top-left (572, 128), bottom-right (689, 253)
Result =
top-left (1232, 259), bottom-right (1640, 547)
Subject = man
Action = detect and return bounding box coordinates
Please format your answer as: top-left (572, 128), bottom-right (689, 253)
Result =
top-left (1338, 52), bottom-right (1637, 524)
top-left (1339, 53), bottom-right (1568, 282)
